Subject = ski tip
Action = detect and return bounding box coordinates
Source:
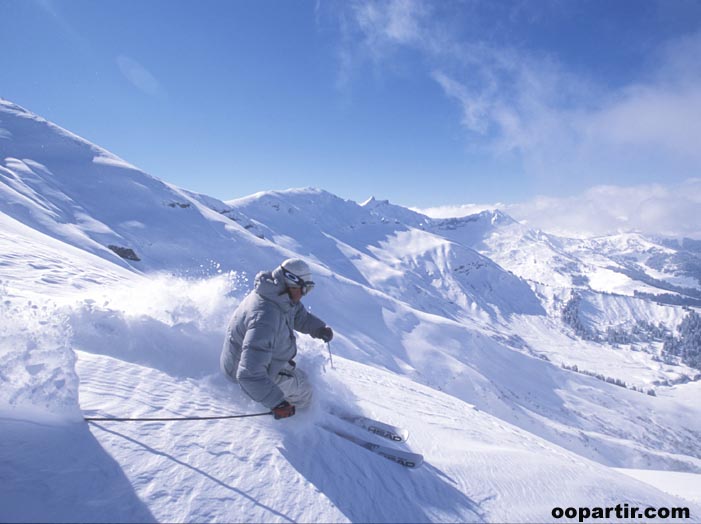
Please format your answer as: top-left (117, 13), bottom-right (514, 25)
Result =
top-left (380, 451), bottom-right (424, 469)
top-left (403, 455), bottom-right (424, 469)
top-left (320, 423), bottom-right (424, 469)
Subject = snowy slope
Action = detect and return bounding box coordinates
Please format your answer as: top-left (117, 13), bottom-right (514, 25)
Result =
top-left (0, 99), bottom-right (281, 276)
top-left (407, 202), bottom-right (701, 305)
top-left (226, 189), bottom-right (544, 321)
top-left (0, 211), bottom-right (137, 297)
top-left (383, 201), bottom-right (701, 386)
top-left (71, 350), bottom-right (701, 523)
top-left (5, 297), bottom-right (701, 522)
top-left (2, 99), bottom-right (701, 522)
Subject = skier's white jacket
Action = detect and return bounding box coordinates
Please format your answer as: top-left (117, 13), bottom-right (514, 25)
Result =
top-left (220, 268), bottom-right (326, 408)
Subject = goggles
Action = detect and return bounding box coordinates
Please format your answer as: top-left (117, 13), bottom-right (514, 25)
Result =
top-left (281, 267), bottom-right (315, 296)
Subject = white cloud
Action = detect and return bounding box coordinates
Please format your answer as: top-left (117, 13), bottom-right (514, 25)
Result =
top-left (330, 3), bottom-right (701, 239)
top-left (334, 3), bottom-right (701, 189)
top-left (582, 84), bottom-right (701, 161)
top-left (356, 0), bottom-right (425, 46)
top-left (36, 0), bottom-right (92, 52)
top-left (431, 71), bottom-right (492, 134)
top-left (329, 0), bottom-right (437, 88)
top-left (116, 55), bottom-right (163, 97)
top-left (414, 202), bottom-right (501, 219)
top-left (354, 0), bottom-right (429, 48)
top-left (417, 179), bottom-right (701, 239)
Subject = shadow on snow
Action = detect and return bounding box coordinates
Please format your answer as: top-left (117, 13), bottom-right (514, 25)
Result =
top-left (0, 417), bottom-right (156, 523)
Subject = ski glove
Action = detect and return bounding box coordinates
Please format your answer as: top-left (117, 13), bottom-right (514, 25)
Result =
top-left (272, 400), bottom-right (295, 420)
top-left (315, 326), bottom-right (334, 343)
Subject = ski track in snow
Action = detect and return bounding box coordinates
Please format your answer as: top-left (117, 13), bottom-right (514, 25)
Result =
top-left (75, 351), bottom-right (482, 523)
top-left (64, 350), bottom-right (699, 523)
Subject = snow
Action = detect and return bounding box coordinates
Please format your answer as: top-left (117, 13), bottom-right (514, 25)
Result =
top-left (0, 298), bottom-right (79, 419)
top-left (615, 469), bottom-right (701, 505)
top-left (3, 99), bottom-right (701, 522)
top-left (588, 266), bottom-right (646, 295)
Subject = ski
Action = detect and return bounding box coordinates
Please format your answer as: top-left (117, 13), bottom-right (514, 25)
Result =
top-left (321, 425), bottom-right (424, 469)
top-left (327, 409), bottom-right (410, 443)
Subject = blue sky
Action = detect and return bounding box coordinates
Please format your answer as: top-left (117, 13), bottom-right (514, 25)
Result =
top-left (1, 0), bottom-right (700, 211)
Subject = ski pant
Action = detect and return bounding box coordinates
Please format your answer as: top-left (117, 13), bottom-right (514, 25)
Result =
top-left (223, 362), bottom-right (313, 410)
top-left (276, 366), bottom-right (313, 409)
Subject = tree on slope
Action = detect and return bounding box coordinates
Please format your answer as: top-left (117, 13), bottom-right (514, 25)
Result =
top-left (663, 310), bottom-right (701, 369)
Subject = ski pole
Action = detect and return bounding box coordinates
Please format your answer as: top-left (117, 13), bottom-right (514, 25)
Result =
top-left (327, 341), bottom-right (335, 370)
top-left (84, 411), bottom-right (272, 422)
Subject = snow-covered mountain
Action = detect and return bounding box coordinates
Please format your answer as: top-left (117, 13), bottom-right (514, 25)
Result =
top-left (2, 99), bottom-right (701, 522)
top-left (225, 188), bottom-right (545, 321)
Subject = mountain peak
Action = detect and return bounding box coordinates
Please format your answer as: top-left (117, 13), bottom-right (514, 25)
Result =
top-left (360, 196), bottom-right (376, 207)
top-left (360, 195), bottom-right (391, 208)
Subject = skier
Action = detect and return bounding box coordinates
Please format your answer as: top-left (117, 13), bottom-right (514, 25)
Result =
top-left (220, 258), bottom-right (334, 420)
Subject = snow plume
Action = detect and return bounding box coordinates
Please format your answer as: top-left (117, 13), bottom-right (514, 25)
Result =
top-left (62, 270), bottom-right (348, 403)
top-left (0, 272), bottom-right (249, 420)
top-left (417, 179), bottom-right (701, 239)
top-left (86, 271), bottom-right (249, 327)
top-left (67, 272), bottom-right (247, 379)
top-left (0, 295), bottom-right (79, 421)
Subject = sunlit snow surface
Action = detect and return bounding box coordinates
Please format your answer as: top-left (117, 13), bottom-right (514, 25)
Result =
top-left (616, 468), bottom-right (701, 505)
top-left (2, 99), bottom-right (701, 522)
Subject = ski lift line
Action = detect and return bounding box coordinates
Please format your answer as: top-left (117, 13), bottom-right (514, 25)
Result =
top-left (83, 411), bottom-right (273, 422)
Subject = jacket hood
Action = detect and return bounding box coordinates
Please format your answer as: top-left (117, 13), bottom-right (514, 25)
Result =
top-left (254, 269), bottom-right (294, 311)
